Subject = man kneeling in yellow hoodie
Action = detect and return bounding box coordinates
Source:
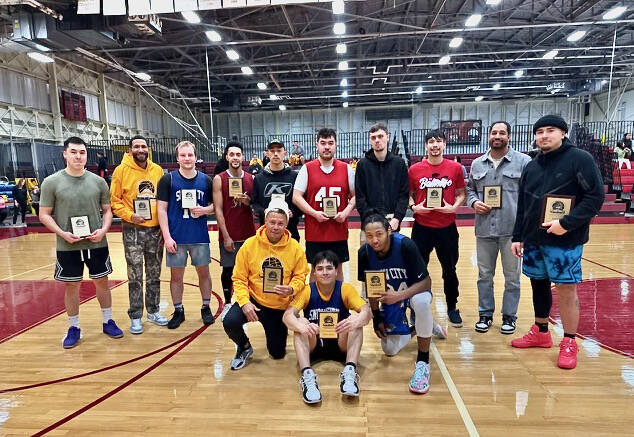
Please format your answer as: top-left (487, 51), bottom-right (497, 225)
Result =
top-left (223, 198), bottom-right (309, 370)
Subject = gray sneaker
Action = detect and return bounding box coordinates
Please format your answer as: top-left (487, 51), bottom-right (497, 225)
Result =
top-left (147, 312), bottom-right (169, 326)
top-left (130, 318), bottom-right (143, 334)
top-left (340, 365), bottom-right (360, 397)
top-left (299, 368), bottom-right (322, 404)
top-left (230, 345), bottom-right (254, 371)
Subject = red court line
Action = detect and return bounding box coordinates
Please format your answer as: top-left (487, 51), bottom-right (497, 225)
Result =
top-left (32, 324), bottom-right (209, 437)
top-left (581, 256), bottom-right (633, 278)
top-left (0, 332), bottom-right (190, 393)
top-left (0, 280), bottom-right (127, 345)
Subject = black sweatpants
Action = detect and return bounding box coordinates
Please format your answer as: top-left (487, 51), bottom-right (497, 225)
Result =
top-left (411, 222), bottom-right (460, 310)
top-left (222, 298), bottom-right (288, 359)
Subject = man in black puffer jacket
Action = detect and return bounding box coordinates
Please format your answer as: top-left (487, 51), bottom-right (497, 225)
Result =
top-left (355, 122), bottom-right (409, 233)
top-left (510, 115), bottom-right (604, 370)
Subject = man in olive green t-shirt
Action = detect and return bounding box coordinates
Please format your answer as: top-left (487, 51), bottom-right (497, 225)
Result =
top-left (39, 136), bottom-right (124, 349)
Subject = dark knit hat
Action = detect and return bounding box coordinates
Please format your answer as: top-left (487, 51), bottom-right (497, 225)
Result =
top-left (533, 115), bottom-right (568, 134)
top-left (267, 138), bottom-right (284, 149)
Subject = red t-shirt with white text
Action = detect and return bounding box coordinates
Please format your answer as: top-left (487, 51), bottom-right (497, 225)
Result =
top-left (408, 158), bottom-right (466, 228)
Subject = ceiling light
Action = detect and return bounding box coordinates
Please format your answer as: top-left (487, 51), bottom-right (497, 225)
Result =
top-left (28, 52), bottom-right (54, 63)
top-left (492, 83), bottom-right (501, 90)
top-left (279, 105), bottom-right (286, 111)
top-left (134, 72), bottom-right (151, 81)
top-left (602, 6), bottom-right (627, 20)
top-left (415, 86), bottom-right (423, 94)
top-left (338, 60), bottom-right (348, 70)
top-left (205, 30), bottom-right (221, 42)
top-left (567, 30), bottom-right (586, 42)
top-left (336, 43), bottom-right (347, 54)
top-left (257, 82), bottom-right (267, 90)
top-left (449, 37), bottom-right (463, 48)
top-left (514, 69), bottom-right (524, 78)
top-left (333, 22), bottom-right (346, 35)
top-left (226, 49), bottom-right (239, 60)
top-left (475, 96), bottom-right (484, 102)
top-left (341, 90), bottom-right (348, 97)
top-left (241, 66), bottom-right (253, 75)
top-left (543, 50), bottom-right (558, 59)
top-left (465, 14), bottom-right (482, 27)
top-left (270, 94), bottom-right (280, 100)
top-left (486, 0), bottom-right (501, 4)
top-left (181, 11), bottom-right (200, 24)
top-left (340, 78), bottom-right (348, 87)
top-left (342, 101), bottom-right (349, 108)
top-left (428, 75), bottom-right (432, 78)
top-left (332, 0), bottom-right (345, 15)
top-left (439, 55), bottom-right (451, 65)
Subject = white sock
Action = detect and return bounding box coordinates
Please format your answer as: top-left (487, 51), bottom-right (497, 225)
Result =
top-left (101, 307), bottom-right (112, 323)
top-left (68, 315), bottom-right (79, 328)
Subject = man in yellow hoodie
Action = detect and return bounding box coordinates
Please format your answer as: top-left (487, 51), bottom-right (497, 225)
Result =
top-left (222, 198), bottom-right (309, 370)
top-left (110, 135), bottom-right (168, 334)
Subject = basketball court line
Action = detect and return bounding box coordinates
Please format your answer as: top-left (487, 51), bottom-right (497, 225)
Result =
top-left (0, 262), bottom-right (55, 281)
top-left (581, 256), bottom-right (632, 278)
top-left (430, 342), bottom-right (480, 437)
top-left (32, 324), bottom-right (209, 437)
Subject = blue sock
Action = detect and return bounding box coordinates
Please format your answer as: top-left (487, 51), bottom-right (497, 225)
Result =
top-left (174, 302), bottom-right (183, 310)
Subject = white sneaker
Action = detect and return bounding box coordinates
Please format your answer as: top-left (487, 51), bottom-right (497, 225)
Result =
top-left (147, 312), bottom-right (169, 326)
top-left (340, 365), bottom-right (360, 397)
top-left (130, 318), bottom-right (143, 334)
top-left (433, 321), bottom-right (448, 339)
top-left (299, 369), bottom-right (322, 404)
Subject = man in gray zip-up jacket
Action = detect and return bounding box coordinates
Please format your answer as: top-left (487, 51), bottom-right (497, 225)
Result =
top-left (467, 121), bottom-right (531, 335)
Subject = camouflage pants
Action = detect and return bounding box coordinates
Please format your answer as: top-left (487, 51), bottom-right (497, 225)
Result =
top-left (122, 224), bottom-right (164, 319)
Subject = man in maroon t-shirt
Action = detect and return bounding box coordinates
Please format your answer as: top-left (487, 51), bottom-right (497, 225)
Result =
top-left (213, 141), bottom-right (256, 307)
top-left (293, 128), bottom-right (356, 281)
top-left (408, 129), bottom-right (466, 328)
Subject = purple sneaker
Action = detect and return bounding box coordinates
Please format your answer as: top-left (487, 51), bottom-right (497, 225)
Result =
top-left (103, 319), bottom-right (124, 339)
top-left (63, 326), bottom-right (81, 349)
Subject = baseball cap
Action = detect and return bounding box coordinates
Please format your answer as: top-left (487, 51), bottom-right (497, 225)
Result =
top-left (265, 198), bottom-right (290, 221)
top-left (267, 139), bottom-right (285, 149)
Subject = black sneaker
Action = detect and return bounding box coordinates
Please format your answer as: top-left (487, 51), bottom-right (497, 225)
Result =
top-left (230, 345), bottom-right (254, 371)
top-left (167, 307), bottom-right (185, 329)
top-left (448, 309), bottom-right (463, 328)
top-left (201, 305), bottom-right (215, 325)
top-left (475, 315), bottom-right (493, 333)
top-left (500, 315), bottom-right (516, 335)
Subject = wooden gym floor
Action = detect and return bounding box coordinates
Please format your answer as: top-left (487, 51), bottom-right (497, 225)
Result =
top-left (0, 224), bottom-right (633, 436)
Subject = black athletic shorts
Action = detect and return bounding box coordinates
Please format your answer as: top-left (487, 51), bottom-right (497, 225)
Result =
top-left (310, 338), bottom-right (346, 363)
top-left (54, 246), bottom-right (112, 282)
top-left (305, 240), bottom-right (350, 264)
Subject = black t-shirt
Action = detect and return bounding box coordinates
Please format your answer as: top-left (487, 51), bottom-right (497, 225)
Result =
top-left (156, 171), bottom-right (213, 202)
top-left (357, 235), bottom-right (429, 285)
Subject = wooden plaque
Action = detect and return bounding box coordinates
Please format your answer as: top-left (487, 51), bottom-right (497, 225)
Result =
top-left (134, 198), bottom-right (152, 220)
top-left (70, 215), bottom-right (91, 238)
top-left (426, 187), bottom-right (444, 208)
top-left (318, 311), bottom-right (339, 339)
top-left (540, 194), bottom-right (575, 228)
top-left (483, 185), bottom-right (502, 208)
top-left (262, 266), bottom-right (283, 293)
top-left (228, 177), bottom-right (243, 197)
top-left (365, 270), bottom-right (387, 298)
top-left (322, 196), bottom-right (338, 218)
top-left (181, 189), bottom-right (197, 209)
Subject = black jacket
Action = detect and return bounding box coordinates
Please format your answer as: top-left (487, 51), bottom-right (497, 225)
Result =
top-left (512, 138), bottom-right (605, 246)
top-left (251, 163), bottom-right (301, 224)
top-left (12, 185), bottom-right (28, 206)
top-left (354, 150), bottom-right (409, 222)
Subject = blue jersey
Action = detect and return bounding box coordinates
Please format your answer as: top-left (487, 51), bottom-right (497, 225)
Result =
top-left (364, 233), bottom-right (411, 335)
top-left (303, 281), bottom-right (351, 324)
top-left (166, 170), bottom-right (211, 244)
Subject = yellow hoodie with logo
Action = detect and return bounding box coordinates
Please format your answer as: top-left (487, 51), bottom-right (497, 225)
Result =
top-left (233, 226), bottom-right (309, 310)
top-left (110, 153), bottom-right (164, 227)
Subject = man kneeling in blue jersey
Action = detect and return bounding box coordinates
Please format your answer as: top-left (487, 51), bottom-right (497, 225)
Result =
top-left (283, 250), bottom-right (372, 404)
top-left (358, 213), bottom-right (447, 394)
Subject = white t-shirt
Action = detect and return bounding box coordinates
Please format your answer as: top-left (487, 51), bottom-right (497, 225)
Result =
top-left (294, 161), bottom-right (355, 194)
top-left (491, 157), bottom-right (503, 169)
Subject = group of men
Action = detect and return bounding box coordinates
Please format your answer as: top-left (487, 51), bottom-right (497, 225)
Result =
top-left (37, 113), bottom-right (604, 404)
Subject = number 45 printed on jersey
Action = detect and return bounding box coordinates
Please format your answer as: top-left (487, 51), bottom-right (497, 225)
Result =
top-left (314, 186), bottom-right (342, 207)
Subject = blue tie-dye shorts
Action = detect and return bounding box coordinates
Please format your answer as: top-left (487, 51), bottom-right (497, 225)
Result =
top-left (522, 243), bottom-right (583, 284)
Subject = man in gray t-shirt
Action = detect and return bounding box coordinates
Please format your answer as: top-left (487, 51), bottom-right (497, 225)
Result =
top-left (39, 136), bottom-right (123, 349)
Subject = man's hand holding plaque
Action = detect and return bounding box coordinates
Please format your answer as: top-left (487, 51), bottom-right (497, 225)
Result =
top-left (540, 194), bottom-right (574, 233)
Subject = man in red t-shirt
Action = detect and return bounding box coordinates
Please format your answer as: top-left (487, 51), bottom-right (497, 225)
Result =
top-left (213, 141), bottom-right (256, 307)
top-left (293, 128), bottom-right (356, 281)
top-left (408, 129), bottom-right (466, 328)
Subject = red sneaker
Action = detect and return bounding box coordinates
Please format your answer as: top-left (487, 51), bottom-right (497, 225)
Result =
top-left (557, 337), bottom-right (578, 369)
top-left (510, 324), bottom-right (553, 348)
